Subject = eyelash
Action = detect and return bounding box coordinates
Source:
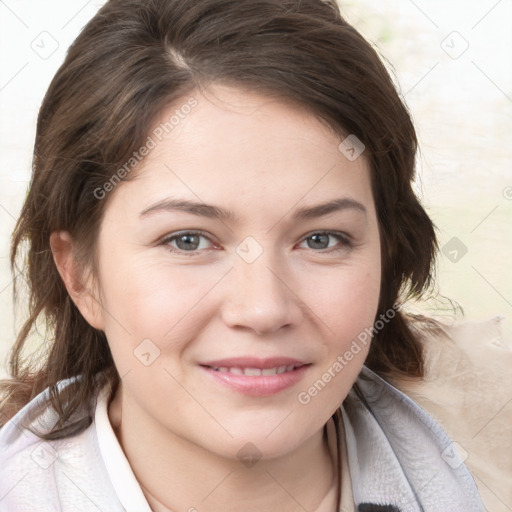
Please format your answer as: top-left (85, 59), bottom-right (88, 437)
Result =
top-left (298, 231), bottom-right (353, 252)
top-left (160, 230), bottom-right (216, 255)
top-left (159, 230), bottom-right (353, 255)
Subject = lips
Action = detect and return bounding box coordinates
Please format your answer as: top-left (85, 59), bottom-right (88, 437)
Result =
top-left (210, 364), bottom-right (300, 376)
top-left (199, 357), bottom-right (310, 396)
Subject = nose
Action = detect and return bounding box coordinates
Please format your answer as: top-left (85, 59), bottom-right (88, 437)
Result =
top-left (221, 253), bottom-right (304, 335)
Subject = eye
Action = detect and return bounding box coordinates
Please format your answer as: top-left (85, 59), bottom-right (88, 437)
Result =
top-left (161, 231), bottom-right (216, 252)
top-left (298, 231), bottom-right (352, 251)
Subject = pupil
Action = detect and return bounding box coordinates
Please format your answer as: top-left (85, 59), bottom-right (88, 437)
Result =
top-left (177, 234), bottom-right (199, 250)
top-left (309, 234), bottom-right (328, 249)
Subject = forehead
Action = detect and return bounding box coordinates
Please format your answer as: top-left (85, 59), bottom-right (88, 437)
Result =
top-left (149, 85), bottom-right (347, 166)
top-left (108, 85), bottom-right (374, 218)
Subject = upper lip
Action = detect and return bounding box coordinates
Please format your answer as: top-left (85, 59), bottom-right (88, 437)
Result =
top-left (200, 357), bottom-right (308, 370)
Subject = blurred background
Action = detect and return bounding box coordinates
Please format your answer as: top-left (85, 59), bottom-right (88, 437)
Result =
top-left (1, 0), bottom-right (511, 379)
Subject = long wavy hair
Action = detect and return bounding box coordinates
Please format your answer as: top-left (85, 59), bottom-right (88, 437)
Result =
top-left (1, 0), bottom-right (437, 438)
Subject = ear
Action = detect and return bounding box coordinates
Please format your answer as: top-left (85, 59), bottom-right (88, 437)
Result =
top-left (50, 231), bottom-right (105, 330)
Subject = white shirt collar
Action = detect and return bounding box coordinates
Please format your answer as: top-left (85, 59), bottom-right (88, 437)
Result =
top-left (94, 385), bottom-right (152, 512)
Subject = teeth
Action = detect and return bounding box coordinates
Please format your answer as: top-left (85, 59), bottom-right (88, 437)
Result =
top-left (244, 367), bottom-right (262, 376)
top-left (212, 365), bottom-right (298, 375)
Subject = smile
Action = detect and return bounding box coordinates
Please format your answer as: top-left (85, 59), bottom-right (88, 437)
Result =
top-left (200, 357), bottom-right (310, 396)
top-left (209, 364), bottom-right (301, 376)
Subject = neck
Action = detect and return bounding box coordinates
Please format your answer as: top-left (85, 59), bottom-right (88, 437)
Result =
top-left (109, 387), bottom-right (338, 512)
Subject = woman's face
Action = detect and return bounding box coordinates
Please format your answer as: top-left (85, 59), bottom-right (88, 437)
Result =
top-left (92, 85), bottom-right (381, 460)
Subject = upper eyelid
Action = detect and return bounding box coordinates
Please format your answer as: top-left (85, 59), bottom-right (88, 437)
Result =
top-left (160, 229), bottom-right (349, 240)
top-left (160, 229), bottom-right (352, 242)
top-left (160, 230), bottom-right (214, 242)
top-left (299, 230), bottom-right (353, 244)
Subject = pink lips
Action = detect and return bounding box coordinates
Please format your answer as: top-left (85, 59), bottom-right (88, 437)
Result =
top-left (200, 357), bottom-right (310, 396)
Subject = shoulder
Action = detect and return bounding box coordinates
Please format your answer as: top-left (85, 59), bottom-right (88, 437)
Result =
top-left (0, 378), bottom-right (73, 471)
top-left (388, 315), bottom-right (512, 511)
top-left (0, 377), bottom-right (122, 512)
top-left (343, 364), bottom-right (486, 511)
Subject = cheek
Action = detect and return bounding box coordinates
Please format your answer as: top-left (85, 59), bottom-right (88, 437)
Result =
top-left (296, 264), bottom-right (380, 416)
top-left (96, 256), bottom-right (227, 367)
top-left (309, 260), bottom-right (381, 343)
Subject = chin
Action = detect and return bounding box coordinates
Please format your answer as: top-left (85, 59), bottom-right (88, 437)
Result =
top-left (196, 412), bottom-right (321, 462)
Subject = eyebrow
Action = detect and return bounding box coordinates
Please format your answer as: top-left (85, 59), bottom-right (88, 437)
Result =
top-left (140, 198), bottom-right (237, 221)
top-left (139, 197), bottom-right (367, 221)
top-left (294, 197), bottom-right (367, 219)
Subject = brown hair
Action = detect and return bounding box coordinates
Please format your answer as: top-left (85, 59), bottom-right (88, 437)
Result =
top-left (1, 0), bottom-right (437, 438)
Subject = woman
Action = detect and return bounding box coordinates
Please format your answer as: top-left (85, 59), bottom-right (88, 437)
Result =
top-left (0, 0), bottom-right (485, 510)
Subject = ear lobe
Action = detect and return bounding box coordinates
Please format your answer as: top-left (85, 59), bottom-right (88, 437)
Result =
top-left (50, 231), bottom-right (105, 330)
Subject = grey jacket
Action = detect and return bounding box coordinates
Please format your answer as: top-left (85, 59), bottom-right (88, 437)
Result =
top-left (342, 366), bottom-right (485, 511)
top-left (0, 366), bottom-right (485, 511)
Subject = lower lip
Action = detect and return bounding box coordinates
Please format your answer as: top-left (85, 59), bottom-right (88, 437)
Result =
top-left (201, 365), bottom-right (310, 396)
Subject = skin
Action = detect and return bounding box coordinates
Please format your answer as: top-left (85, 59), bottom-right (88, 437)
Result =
top-left (52, 85), bottom-right (382, 511)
